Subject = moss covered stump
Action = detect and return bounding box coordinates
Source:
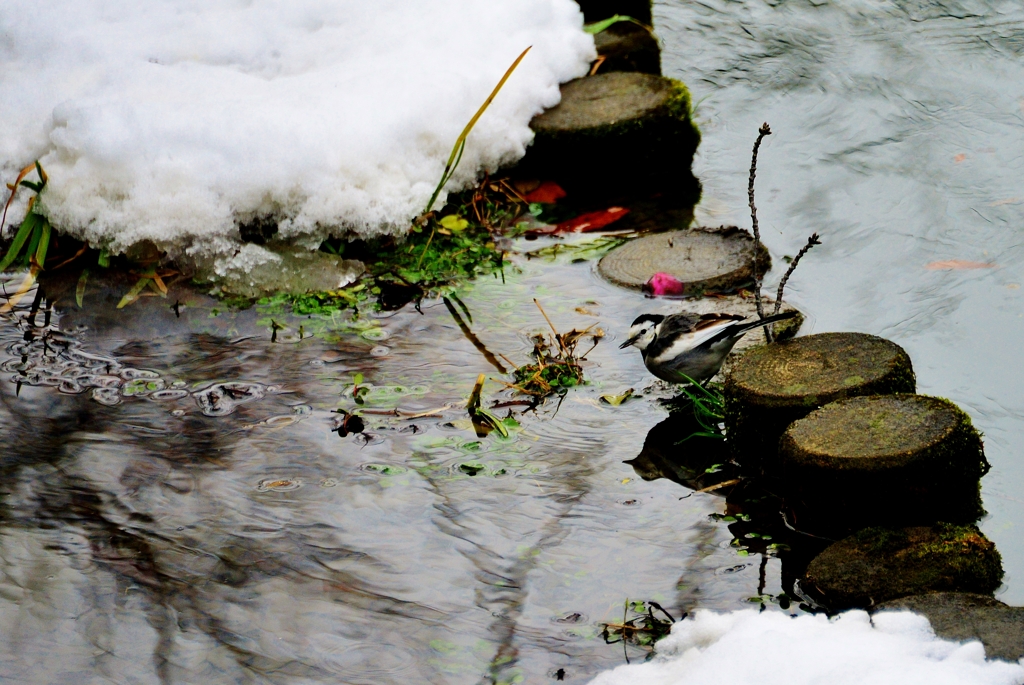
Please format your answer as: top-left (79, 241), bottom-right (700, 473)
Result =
top-left (873, 593), bottom-right (1024, 661)
top-left (594, 21), bottom-right (660, 75)
top-left (803, 525), bottom-right (1003, 611)
top-left (598, 226), bottom-right (768, 293)
top-left (724, 332), bottom-right (915, 470)
top-left (523, 72), bottom-right (700, 196)
top-left (780, 394), bottom-right (987, 532)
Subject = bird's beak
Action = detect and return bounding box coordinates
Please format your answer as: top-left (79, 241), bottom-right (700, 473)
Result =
top-left (619, 334), bottom-right (640, 349)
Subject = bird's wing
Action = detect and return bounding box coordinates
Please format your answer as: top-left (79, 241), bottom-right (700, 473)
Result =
top-left (648, 316), bottom-right (747, 364)
top-left (654, 313), bottom-right (703, 338)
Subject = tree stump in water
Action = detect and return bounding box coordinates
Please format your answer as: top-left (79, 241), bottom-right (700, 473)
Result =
top-left (598, 226), bottom-right (769, 294)
top-left (780, 394), bottom-right (987, 532)
top-left (523, 72), bottom-right (700, 196)
top-left (803, 525), bottom-right (1003, 611)
top-left (593, 21), bottom-right (660, 75)
top-left (873, 593), bottom-right (1024, 661)
top-left (723, 332), bottom-right (915, 469)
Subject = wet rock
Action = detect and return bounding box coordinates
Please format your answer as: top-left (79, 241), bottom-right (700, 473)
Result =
top-left (803, 524), bottom-right (1003, 611)
top-left (577, 0), bottom-right (652, 25)
top-left (724, 332), bottom-right (915, 470)
top-left (780, 394), bottom-right (988, 533)
top-left (522, 72), bottom-right (700, 196)
top-left (207, 244), bottom-right (364, 299)
top-left (873, 593), bottom-right (1024, 661)
top-left (594, 21), bottom-right (660, 75)
top-left (598, 226), bottom-right (769, 293)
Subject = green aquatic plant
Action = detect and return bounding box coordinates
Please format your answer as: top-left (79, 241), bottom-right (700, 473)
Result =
top-left (673, 376), bottom-right (726, 441)
top-left (507, 300), bottom-right (593, 399)
top-left (601, 599), bottom-right (676, 655)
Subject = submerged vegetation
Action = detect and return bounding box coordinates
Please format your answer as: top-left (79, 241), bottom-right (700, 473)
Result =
top-left (506, 299), bottom-right (596, 398)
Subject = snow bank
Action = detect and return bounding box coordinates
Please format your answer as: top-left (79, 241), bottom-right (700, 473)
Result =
top-left (1, 0), bottom-right (594, 257)
top-left (589, 609), bottom-right (1024, 685)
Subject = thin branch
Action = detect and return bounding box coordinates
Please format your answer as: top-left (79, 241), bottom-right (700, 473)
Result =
top-left (772, 234), bottom-right (821, 317)
top-left (748, 122), bottom-right (772, 341)
top-left (769, 233), bottom-right (821, 339)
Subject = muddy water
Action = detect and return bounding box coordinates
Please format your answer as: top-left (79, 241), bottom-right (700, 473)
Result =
top-left (1, 1), bottom-right (1023, 684)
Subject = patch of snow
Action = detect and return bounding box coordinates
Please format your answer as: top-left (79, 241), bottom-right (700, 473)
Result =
top-left (1, 0), bottom-right (594, 257)
top-left (588, 609), bottom-right (1024, 685)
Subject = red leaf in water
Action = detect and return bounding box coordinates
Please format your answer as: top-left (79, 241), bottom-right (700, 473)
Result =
top-left (556, 206), bottom-right (630, 233)
top-left (925, 260), bottom-right (996, 270)
top-left (523, 181), bottom-right (567, 204)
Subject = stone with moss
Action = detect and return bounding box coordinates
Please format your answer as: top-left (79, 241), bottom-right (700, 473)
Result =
top-left (598, 225), bottom-right (769, 293)
top-left (724, 332), bottom-right (916, 470)
top-left (780, 394), bottom-right (988, 532)
top-left (873, 593), bottom-right (1024, 661)
top-left (803, 524), bottom-right (1004, 611)
top-left (593, 21), bottom-right (660, 75)
top-left (522, 72), bottom-right (700, 196)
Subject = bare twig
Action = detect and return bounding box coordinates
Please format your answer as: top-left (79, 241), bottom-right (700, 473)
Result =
top-left (768, 233), bottom-right (820, 338)
top-left (748, 122), bottom-right (772, 342)
top-left (533, 298), bottom-right (565, 355)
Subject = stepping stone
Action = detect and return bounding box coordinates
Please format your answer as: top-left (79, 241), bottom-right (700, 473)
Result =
top-left (598, 226), bottom-right (768, 293)
top-left (803, 525), bottom-right (1003, 611)
top-left (873, 593), bottom-right (1024, 661)
top-left (780, 394), bottom-right (987, 533)
top-left (577, 0), bottom-right (652, 25)
top-left (594, 21), bottom-right (660, 75)
top-left (724, 332), bottom-right (916, 470)
top-left (523, 72), bottom-right (700, 195)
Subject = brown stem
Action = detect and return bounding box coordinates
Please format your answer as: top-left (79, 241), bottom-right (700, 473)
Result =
top-left (769, 233), bottom-right (821, 338)
top-left (748, 122), bottom-right (772, 342)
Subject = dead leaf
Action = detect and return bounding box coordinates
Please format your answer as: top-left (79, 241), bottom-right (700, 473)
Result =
top-left (523, 181), bottom-right (567, 204)
top-left (600, 389), bottom-right (634, 406)
top-left (954, 153), bottom-right (966, 163)
top-left (556, 206), bottom-right (630, 233)
top-left (925, 260), bottom-right (996, 270)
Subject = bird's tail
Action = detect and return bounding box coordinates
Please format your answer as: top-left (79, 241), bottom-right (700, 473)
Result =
top-left (730, 310), bottom-right (798, 336)
top-left (698, 310), bottom-right (800, 349)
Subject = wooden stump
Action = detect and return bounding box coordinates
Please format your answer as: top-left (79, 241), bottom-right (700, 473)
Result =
top-left (594, 21), bottom-right (660, 75)
top-left (803, 525), bottom-right (1003, 611)
top-left (522, 72), bottom-right (700, 196)
top-left (598, 226), bottom-right (769, 294)
top-left (724, 332), bottom-right (916, 469)
top-left (780, 394), bottom-right (987, 532)
top-left (873, 593), bottom-right (1024, 662)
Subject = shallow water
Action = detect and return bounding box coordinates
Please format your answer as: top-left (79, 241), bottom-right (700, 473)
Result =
top-left (656, 0), bottom-right (1024, 600)
top-left (1, 1), bottom-right (1023, 683)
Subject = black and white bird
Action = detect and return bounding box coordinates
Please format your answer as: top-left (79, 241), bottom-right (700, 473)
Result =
top-left (619, 310), bottom-right (797, 384)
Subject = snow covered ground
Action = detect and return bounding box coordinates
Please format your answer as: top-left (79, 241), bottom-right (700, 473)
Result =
top-left (588, 609), bottom-right (1024, 685)
top-left (1, 0), bottom-right (594, 257)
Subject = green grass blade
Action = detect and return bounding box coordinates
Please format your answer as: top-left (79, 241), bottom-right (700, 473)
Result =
top-left (97, 248), bottom-right (110, 268)
top-left (117, 278), bottom-right (151, 309)
top-left (76, 269), bottom-right (89, 308)
top-left (34, 219), bottom-right (51, 268)
top-left (22, 223), bottom-right (42, 267)
top-left (422, 46), bottom-right (531, 214)
top-left (0, 211), bottom-right (41, 272)
top-left (583, 14), bottom-right (634, 34)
